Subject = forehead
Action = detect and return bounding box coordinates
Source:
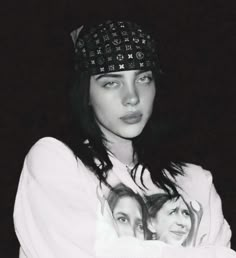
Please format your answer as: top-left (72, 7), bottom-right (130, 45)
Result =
top-left (162, 197), bottom-right (188, 211)
top-left (114, 196), bottom-right (142, 211)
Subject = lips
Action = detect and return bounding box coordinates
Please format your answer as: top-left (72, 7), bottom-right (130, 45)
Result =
top-left (120, 111), bottom-right (142, 124)
top-left (170, 230), bottom-right (187, 237)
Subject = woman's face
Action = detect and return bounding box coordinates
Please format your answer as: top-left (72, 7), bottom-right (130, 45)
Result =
top-left (112, 196), bottom-right (145, 240)
top-left (150, 197), bottom-right (191, 246)
top-left (89, 69), bottom-right (156, 142)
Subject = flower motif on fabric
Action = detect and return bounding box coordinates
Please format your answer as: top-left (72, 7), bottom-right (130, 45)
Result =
top-left (116, 54), bottom-right (125, 62)
top-left (125, 45), bottom-right (132, 51)
top-left (105, 45), bottom-right (112, 53)
top-left (128, 62), bottom-right (135, 69)
top-left (119, 64), bottom-right (125, 69)
top-left (128, 54), bottom-right (133, 59)
top-left (103, 34), bottom-right (110, 41)
top-left (108, 65), bottom-right (115, 71)
top-left (97, 49), bottom-right (102, 55)
top-left (112, 38), bottom-right (122, 46)
top-left (133, 37), bottom-right (140, 43)
top-left (112, 32), bottom-right (118, 37)
top-left (115, 46), bottom-right (122, 51)
top-left (89, 51), bottom-right (95, 57)
top-left (136, 51), bottom-right (144, 60)
top-left (97, 57), bottom-right (105, 65)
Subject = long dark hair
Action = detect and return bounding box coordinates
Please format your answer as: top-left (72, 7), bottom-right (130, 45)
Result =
top-left (65, 64), bottom-right (185, 195)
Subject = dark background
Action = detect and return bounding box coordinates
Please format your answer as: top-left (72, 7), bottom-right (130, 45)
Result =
top-left (2, 0), bottom-right (236, 257)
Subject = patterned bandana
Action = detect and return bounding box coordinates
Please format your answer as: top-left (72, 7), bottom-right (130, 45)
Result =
top-left (71, 20), bottom-right (160, 75)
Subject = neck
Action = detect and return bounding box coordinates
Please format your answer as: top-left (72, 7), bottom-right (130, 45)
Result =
top-left (107, 138), bottom-right (135, 166)
top-left (101, 130), bottom-right (135, 166)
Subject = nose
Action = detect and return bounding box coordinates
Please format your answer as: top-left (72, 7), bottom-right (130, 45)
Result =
top-left (176, 216), bottom-right (187, 229)
top-left (122, 226), bottom-right (136, 237)
top-left (122, 83), bottom-right (140, 106)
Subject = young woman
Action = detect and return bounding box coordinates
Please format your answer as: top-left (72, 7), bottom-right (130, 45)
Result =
top-left (14, 20), bottom-right (236, 258)
top-left (106, 183), bottom-right (148, 240)
top-left (146, 193), bottom-right (193, 246)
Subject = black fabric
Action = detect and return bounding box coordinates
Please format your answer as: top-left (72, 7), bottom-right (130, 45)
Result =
top-left (72, 20), bottom-right (160, 75)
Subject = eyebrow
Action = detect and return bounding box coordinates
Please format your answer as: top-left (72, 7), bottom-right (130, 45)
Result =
top-left (95, 73), bottom-right (123, 80)
top-left (115, 212), bottom-right (129, 218)
top-left (94, 70), bottom-right (151, 81)
top-left (170, 207), bottom-right (178, 212)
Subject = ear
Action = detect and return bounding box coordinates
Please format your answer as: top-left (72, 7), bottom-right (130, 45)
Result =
top-left (147, 218), bottom-right (156, 233)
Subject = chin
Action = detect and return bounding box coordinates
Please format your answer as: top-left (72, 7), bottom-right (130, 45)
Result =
top-left (167, 238), bottom-right (185, 246)
top-left (120, 126), bottom-right (145, 139)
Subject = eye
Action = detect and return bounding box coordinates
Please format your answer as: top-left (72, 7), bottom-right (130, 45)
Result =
top-left (116, 216), bottom-right (128, 224)
top-left (182, 210), bottom-right (190, 217)
top-left (136, 223), bottom-right (144, 232)
top-left (103, 81), bottom-right (120, 88)
top-left (169, 209), bottom-right (177, 215)
top-left (136, 73), bottom-right (153, 84)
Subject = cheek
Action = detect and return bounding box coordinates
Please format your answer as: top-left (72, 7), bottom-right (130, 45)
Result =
top-left (89, 93), bottom-right (111, 118)
top-left (157, 217), bottom-right (175, 234)
top-left (90, 88), bottom-right (120, 113)
top-left (117, 223), bottom-right (131, 235)
top-left (89, 90), bottom-right (103, 110)
top-left (154, 216), bottom-right (170, 233)
top-left (186, 218), bottom-right (192, 230)
top-left (143, 87), bottom-right (156, 110)
top-left (136, 231), bottom-right (145, 240)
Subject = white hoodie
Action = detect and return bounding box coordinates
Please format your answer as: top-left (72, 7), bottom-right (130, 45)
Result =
top-left (14, 137), bottom-right (235, 258)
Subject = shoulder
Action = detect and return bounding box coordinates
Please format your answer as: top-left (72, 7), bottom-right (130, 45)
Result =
top-left (175, 163), bottom-right (214, 202)
top-left (25, 137), bottom-right (79, 179)
top-left (27, 137), bottom-right (76, 165)
top-left (28, 136), bottom-right (75, 160)
top-left (181, 163), bottom-right (213, 183)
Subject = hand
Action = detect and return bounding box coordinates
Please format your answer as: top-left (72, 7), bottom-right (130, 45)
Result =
top-left (182, 198), bottom-right (204, 247)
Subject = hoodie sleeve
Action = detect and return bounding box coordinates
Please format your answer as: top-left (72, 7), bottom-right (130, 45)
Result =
top-left (14, 137), bottom-right (99, 258)
top-left (176, 163), bottom-right (232, 247)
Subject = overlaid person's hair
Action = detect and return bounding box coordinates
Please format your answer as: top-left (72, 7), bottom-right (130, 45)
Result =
top-left (146, 193), bottom-right (181, 218)
top-left (66, 20), bottom-right (185, 195)
top-left (107, 183), bottom-right (146, 212)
